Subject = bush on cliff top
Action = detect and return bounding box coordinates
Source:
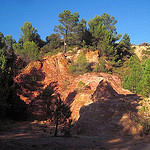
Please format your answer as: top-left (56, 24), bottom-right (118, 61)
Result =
top-left (69, 52), bottom-right (91, 75)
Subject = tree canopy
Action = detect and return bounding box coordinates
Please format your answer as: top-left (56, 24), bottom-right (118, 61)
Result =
top-left (54, 10), bottom-right (81, 52)
top-left (13, 21), bottom-right (43, 62)
top-left (123, 57), bottom-right (150, 97)
top-left (19, 21), bottom-right (45, 48)
top-left (20, 21), bottom-right (38, 43)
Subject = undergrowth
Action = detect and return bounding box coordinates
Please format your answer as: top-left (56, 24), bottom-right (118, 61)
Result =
top-left (136, 98), bottom-right (150, 135)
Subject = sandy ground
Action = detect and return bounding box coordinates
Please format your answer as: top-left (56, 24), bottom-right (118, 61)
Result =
top-left (0, 121), bottom-right (150, 150)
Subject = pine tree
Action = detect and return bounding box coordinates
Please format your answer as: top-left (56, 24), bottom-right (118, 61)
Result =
top-left (138, 59), bottom-right (150, 97)
top-left (123, 57), bottom-right (143, 93)
top-left (54, 10), bottom-right (79, 53)
top-left (52, 93), bottom-right (71, 136)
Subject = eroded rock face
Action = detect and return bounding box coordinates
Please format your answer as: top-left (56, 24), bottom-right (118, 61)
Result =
top-left (14, 52), bottom-right (143, 136)
top-left (91, 80), bottom-right (119, 100)
top-left (74, 82), bottom-right (142, 136)
top-left (14, 53), bottom-right (71, 104)
top-left (133, 45), bottom-right (150, 60)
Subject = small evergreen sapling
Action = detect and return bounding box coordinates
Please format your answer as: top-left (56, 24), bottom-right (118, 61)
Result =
top-left (52, 93), bottom-right (71, 136)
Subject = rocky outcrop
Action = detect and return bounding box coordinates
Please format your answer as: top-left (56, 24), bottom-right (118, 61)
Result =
top-left (14, 52), bottom-right (143, 136)
top-left (14, 53), bottom-right (71, 104)
top-left (132, 45), bottom-right (150, 60)
top-left (73, 79), bottom-right (142, 136)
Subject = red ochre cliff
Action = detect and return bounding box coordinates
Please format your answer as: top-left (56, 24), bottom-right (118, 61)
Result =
top-left (14, 51), bottom-right (143, 136)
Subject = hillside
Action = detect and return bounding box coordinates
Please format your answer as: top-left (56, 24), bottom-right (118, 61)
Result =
top-left (14, 50), bottom-right (148, 137)
top-left (0, 48), bottom-right (150, 149)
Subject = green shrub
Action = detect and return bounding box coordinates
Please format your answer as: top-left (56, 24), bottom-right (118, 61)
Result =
top-left (75, 81), bottom-right (89, 92)
top-left (62, 80), bottom-right (71, 90)
top-left (122, 57), bottom-right (150, 97)
top-left (69, 52), bottom-right (91, 74)
top-left (137, 59), bottom-right (150, 97)
top-left (122, 57), bottom-right (143, 94)
top-left (43, 47), bottom-right (63, 56)
top-left (137, 99), bottom-right (150, 135)
top-left (142, 48), bottom-right (150, 60)
top-left (93, 58), bottom-right (108, 73)
top-left (21, 41), bottom-right (40, 62)
top-left (78, 81), bottom-right (86, 88)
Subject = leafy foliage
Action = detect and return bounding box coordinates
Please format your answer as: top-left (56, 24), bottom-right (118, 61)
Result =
top-left (54, 10), bottom-right (88, 52)
top-left (23, 41), bottom-right (40, 61)
top-left (137, 98), bottom-right (150, 135)
top-left (20, 21), bottom-right (45, 48)
top-left (122, 57), bottom-right (142, 93)
top-left (88, 14), bottom-right (133, 67)
top-left (123, 57), bottom-right (150, 97)
top-left (46, 33), bottom-right (62, 48)
top-left (142, 47), bottom-right (150, 60)
top-left (13, 21), bottom-right (45, 63)
top-left (0, 40), bottom-right (14, 108)
top-left (69, 52), bottom-right (91, 74)
top-left (41, 33), bottom-right (62, 55)
top-left (137, 59), bottom-right (150, 97)
top-left (52, 93), bottom-right (71, 136)
top-left (71, 18), bottom-right (87, 46)
top-left (116, 33), bottom-right (132, 61)
top-left (0, 32), bottom-right (5, 49)
top-left (54, 10), bottom-right (80, 53)
top-left (0, 33), bottom-right (27, 120)
top-left (20, 21), bottom-right (38, 43)
top-left (12, 21), bottom-right (44, 63)
top-left (13, 43), bottom-right (24, 57)
top-left (13, 40), bottom-right (40, 62)
top-left (93, 58), bottom-right (108, 73)
top-left (88, 14), bottom-right (121, 61)
top-left (5, 35), bottom-right (13, 51)
top-left (32, 84), bottom-right (72, 136)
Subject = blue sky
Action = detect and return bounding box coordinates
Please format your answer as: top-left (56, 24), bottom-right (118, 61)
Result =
top-left (0, 0), bottom-right (150, 44)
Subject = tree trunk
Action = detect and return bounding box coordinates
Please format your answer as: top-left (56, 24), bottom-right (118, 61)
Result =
top-left (54, 107), bottom-right (59, 136)
top-left (64, 38), bottom-right (66, 53)
top-left (54, 115), bottom-right (59, 136)
top-left (63, 30), bottom-right (68, 53)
